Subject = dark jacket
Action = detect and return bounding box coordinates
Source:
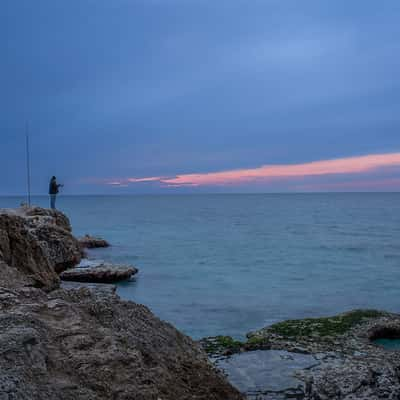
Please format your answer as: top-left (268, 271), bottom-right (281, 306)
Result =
top-left (49, 179), bottom-right (59, 195)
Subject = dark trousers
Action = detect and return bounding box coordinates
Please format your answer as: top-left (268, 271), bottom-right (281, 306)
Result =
top-left (50, 194), bottom-right (57, 209)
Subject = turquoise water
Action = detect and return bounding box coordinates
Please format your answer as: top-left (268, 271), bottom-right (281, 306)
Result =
top-left (374, 338), bottom-right (400, 350)
top-left (1, 194), bottom-right (400, 339)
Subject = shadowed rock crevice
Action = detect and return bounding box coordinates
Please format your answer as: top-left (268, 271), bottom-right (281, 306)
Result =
top-left (369, 326), bottom-right (400, 341)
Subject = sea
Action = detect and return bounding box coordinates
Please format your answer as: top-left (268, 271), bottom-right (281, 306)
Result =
top-left (1, 193), bottom-right (400, 340)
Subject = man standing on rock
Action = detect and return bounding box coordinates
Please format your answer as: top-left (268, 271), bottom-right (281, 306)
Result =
top-left (49, 176), bottom-right (63, 209)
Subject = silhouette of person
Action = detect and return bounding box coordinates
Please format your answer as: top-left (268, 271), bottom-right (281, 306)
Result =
top-left (49, 176), bottom-right (63, 209)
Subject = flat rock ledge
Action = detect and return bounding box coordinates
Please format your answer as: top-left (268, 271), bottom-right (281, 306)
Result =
top-left (60, 263), bottom-right (138, 283)
top-left (79, 234), bottom-right (110, 248)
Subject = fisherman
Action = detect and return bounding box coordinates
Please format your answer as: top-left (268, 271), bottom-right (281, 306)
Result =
top-left (49, 176), bottom-right (63, 209)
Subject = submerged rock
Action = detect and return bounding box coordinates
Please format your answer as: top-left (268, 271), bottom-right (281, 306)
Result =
top-left (60, 263), bottom-right (138, 283)
top-left (79, 234), bottom-right (110, 248)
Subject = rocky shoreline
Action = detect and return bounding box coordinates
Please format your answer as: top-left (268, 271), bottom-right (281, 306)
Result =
top-left (202, 310), bottom-right (400, 399)
top-left (2, 206), bottom-right (399, 400)
top-left (0, 207), bottom-right (243, 400)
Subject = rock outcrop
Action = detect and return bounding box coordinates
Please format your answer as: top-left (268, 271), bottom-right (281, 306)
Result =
top-left (285, 312), bottom-right (400, 400)
top-left (25, 207), bottom-right (82, 273)
top-left (24, 206), bottom-right (73, 232)
top-left (79, 234), bottom-right (110, 249)
top-left (0, 285), bottom-right (243, 400)
top-left (0, 208), bottom-right (62, 290)
top-left (0, 207), bottom-right (243, 400)
top-left (0, 207), bottom-right (82, 287)
top-left (60, 263), bottom-right (138, 283)
top-left (203, 310), bottom-right (400, 399)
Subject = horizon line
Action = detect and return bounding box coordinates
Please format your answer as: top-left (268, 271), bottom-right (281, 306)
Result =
top-left (2, 191), bottom-right (400, 198)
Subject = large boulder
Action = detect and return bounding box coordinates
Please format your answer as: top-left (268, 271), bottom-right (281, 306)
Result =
top-left (0, 211), bottom-right (60, 290)
top-left (23, 207), bottom-right (82, 272)
top-left (0, 207), bottom-right (82, 289)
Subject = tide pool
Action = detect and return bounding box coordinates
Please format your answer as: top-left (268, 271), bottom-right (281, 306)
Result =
top-left (374, 338), bottom-right (400, 350)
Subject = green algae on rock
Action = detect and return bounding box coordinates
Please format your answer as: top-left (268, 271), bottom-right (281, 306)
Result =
top-left (200, 336), bottom-right (244, 356)
top-left (203, 310), bottom-right (389, 358)
top-left (203, 310), bottom-right (400, 399)
top-left (248, 309), bottom-right (387, 341)
top-left (241, 310), bottom-right (400, 399)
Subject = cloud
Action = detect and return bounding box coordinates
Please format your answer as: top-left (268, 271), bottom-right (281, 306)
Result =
top-left (127, 177), bottom-right (165, 183)
top-left (102, 152), bottom-right (400, 189)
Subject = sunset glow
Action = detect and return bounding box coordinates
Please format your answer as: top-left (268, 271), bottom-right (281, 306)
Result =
top-left (105, 152), bottom-right (400, 189)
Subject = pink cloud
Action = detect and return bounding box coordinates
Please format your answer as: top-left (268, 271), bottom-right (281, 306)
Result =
top-left (126, 177), bottom-right (164, 183)
top-left (104, 152), bottom-right (400, 188)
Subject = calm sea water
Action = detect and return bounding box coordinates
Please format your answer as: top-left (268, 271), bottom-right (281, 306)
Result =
top-left (1, 194), bottom-right (400, 339)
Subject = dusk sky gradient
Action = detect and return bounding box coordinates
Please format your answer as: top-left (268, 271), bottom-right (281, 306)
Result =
top-left (1, 0), bottom-right (400, 194)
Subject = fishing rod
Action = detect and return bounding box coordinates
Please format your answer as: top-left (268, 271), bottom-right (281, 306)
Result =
top-left (25, 122), bottom-right (31, 207)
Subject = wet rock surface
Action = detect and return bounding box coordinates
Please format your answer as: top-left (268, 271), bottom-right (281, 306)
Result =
top-left (215, 350), bottom-right (318, 399)
top-left (0, 206), bottom-right (243, 400)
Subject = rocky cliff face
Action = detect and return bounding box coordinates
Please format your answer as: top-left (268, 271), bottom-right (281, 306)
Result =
top-left (0, 207), bottom-right (242, 400)
top-left (0, 207), bottom-right (82, 290)
top-left (23, 207), bottom-right (82, 273)
top-left (0, 286), bottom-right (243, 400)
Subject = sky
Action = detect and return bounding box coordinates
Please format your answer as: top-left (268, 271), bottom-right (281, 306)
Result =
top-left (1, 0), bottom-right (400, 195)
